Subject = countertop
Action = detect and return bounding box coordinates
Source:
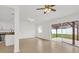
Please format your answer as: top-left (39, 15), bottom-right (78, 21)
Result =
top-left (0, 32), bottom-right (15, 35)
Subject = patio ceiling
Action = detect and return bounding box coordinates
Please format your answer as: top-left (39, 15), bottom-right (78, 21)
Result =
top-left (52, 21), bottom-right (79, 29)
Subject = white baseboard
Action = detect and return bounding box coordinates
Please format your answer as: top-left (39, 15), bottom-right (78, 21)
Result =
top-left (14, 48), bottom-right (20, 53)
top-left (36, 37), bottom-right (50, 40)
top-left (19, 37), bottom-right (36, 40)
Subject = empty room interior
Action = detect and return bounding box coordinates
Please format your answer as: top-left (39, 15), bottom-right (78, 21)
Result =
top-left (0, 5), bottom-right (79, 53)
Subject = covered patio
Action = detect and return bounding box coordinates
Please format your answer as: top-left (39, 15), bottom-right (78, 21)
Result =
top-left (51, 21), bottom-right (79, 46)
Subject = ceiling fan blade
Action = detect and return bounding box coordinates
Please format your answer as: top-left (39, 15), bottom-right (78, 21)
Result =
top-left (51, 5), bottom-right (55, 7)
top-left (36, 8), bottom-right (45, 10)
top-left (51, 9), bottom-right (56, 11)
top-left (45, 5), bottom-right (49, 8)
top-left (45, 5), bottom-right (55, 8)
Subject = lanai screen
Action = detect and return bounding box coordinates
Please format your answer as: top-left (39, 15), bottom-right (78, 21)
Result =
top-left (51, 21), bottom-right (79, 45)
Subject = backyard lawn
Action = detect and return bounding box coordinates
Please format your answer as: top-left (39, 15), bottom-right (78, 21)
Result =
top-left (51, 34), bottom-right (79, 40)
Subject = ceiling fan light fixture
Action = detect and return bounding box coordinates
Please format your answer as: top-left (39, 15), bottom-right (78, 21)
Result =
top-left (36, 5), bottom-right (56, 14)
top-left (44, 8), bottom-right (51, 12)
top-left (44, 8), bottom-right (48, 12)
top-left (47, 9), bottom-right (51, 12)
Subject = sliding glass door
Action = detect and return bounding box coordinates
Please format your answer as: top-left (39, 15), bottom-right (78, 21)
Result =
top-left (61, 27), bottom-right (73, 45)
top-left (51, 21), bottom-right (79, 47)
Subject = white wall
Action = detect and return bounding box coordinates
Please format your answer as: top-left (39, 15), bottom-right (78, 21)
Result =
top-left (35, 13), bottom-right (79, 40)
top-left (0, 21), bottom-right (14, 32)
top-left (35, 23), bottom-right (51, 40)
top-left (19, 7), bottom-right (36, 39)
top-left (0, 6), bottom-right (14, 32)
top-left (19, 19), bottom-right (35, 39)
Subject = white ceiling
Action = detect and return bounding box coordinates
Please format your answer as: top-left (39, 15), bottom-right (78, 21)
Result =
top-left (0, 5), bottom-right (79, 23)
top-left (19, 5), bottom-right (79, 23)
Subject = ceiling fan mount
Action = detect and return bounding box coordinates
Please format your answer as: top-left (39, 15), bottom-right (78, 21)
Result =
top-left (36, 5), bottom-right (56, 14)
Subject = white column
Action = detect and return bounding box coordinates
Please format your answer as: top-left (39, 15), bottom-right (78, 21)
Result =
top-left (14, 7), bottom-right (20, 52)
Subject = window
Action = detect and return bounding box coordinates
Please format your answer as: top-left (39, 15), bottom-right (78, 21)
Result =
top-left (38, 26), bottom-right (43, 33)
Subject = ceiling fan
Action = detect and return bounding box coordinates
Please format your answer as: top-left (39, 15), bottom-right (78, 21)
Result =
top-left (36, 5), bottom-right (56, 14)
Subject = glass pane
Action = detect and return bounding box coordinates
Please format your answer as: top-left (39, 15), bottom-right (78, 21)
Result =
top-left (62, 27), bottom-right (72, 44)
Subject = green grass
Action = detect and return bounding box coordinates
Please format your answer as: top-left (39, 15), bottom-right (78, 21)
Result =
top-left (51, 34), bottom-right (79, 40)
